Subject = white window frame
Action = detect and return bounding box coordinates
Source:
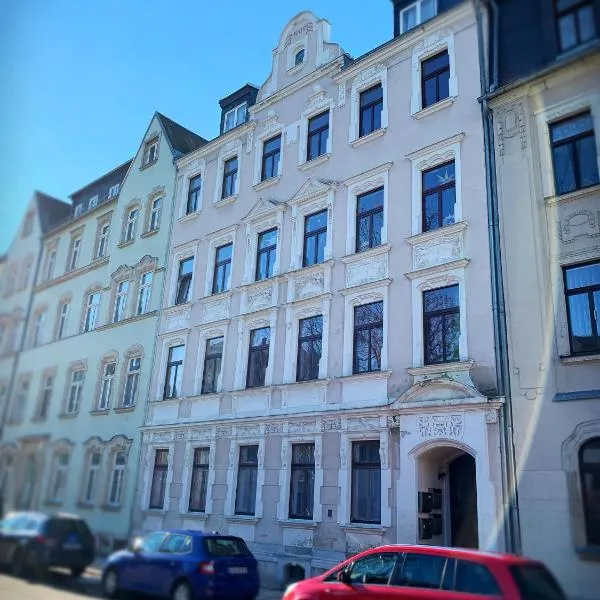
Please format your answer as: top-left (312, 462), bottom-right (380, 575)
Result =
top-left (10, 376), bottom-right (30, 423)
top-left (407, 133), bottom-right (464, 236)
top-left (203, 225), bottom-right (238, 297)
top-left (121, 356), bottom-right (141, 408)
top-left (65, 367), bottom-right (86, 414)
top-left (97, 222), bottom-right (110, 258)
top-left (108, 183), bottom-right (120, 198)
top-left (253, 119), bottom-right (285, 186)
top-left (124, 207), bottom-right (139, 242)
top-left (179, 162), bottom-right (205, 218)
top-left (234, 309), bottom-right (278, 390)
top-left (180, 437), bottom-right (217, 515)
top-left (82, 449), bottom-right (102, 504)
top-left (144, 138), bottom-right (159, 165)
top-left (277, 434), bottom-right (323, 522)
top-left (338, 428), bottom-right (391, 527)
top-left (68, 237), bottom-right (82, 271)
top-left (223, 103), bottom-right (248, 133)
top-left (411, 265), bottom-right (469, 368)
top-left (342, 281), bottom-right (390, 377)
top-left (156, 334), bottom-right (189, 402)
top-left (348, 65), bottom-right (389, 145)
top-left (224, 434), bottom-right (265, 518)
top-left (298, 93), bottom-right (334, 167)
top-left (195, 323), bottom-right (228, 395)
top-left (36, 371), bottom-right (54, 419)
top-left (113, 280), bottom-right (130, 323)
top-left (214, 139), bottom-right (243, 205)
top-left (286, 36), bottom-right (309, 72)
top-left (283, 298), bottom-right (331, 384)
top-left (106, 450), bottom-right (127, 507)
top-left (89, 194), bottom-right (99, 209)
top-left (400, 0), bottom-right (438, 34)
top-left (97, 360), bottom-right (117, 411)
top-left (57, 300), bottom-right (70, 340)
top-left (83, 290), bottom-right (101, 332)
top-left (48, 451), bottom-right (70, 503)
top-left (74, 204), bottom-right (83, 218)
top-left (410, 29), bottom-right (457, 116)
top-left (32, 310), bottom-right (46, 347)
top-left (345, 163), bottom-right (391, 256)
top-left (137, 270), bottom-right (154, 315)
top-left (45, 247), bottom-right (57, 281)
top-left (149, 197), bottom-right (162, 232)
top-left (141, 442), bottom-right (175, 512)
top-left (169, 241), bottom-right (198, 306)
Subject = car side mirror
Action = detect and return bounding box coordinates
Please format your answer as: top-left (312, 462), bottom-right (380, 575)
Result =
top-left (337, 568), bottom-right (351, 584)
top-left (131, 537), bottom-right (143, 554)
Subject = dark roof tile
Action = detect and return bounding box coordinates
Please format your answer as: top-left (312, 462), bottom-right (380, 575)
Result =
top-left (156, 113), bottom-right (208, 158)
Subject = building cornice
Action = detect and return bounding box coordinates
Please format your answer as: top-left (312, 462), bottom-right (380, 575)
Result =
top-left (34, 256), bottom-right (109, 292)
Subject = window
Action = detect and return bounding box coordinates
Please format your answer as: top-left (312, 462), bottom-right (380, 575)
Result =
top-left (212, 243), bottom-right (232, 294)
top-left (261, 135), bottom-right (281, 181)
top-left (125, 208), bottom-right (138, 242)
top-left (113, 280), bottom-right (129, 322)
top-left (45, 249), bottom-right (56, 280)
top-left (400, 0), bottom-right (437, 33)
top-left (255, 228), bottom-right (277, 281)
top-left (356, 187), bottom-right (384, 252)
top-left (32, 311), bottom-right (45, 347)
top-left (289, 443), bottom-right (315, 519)
top-left (38, 374), bottom-right (53, 419)
top-left (89, 195), bottom-right (99, 209)
top-left (74, 204), bottom-right (83, 218)
top-left (580, 436), bottom-right (600, 545)
top-left (144, 138), bottom-right (159, 165)
top-left (421, 50), bottom-right (450, 109)
top-left (108, 183), bottom-right (120, 198)
top-left (509, 565), bottom-right (567, 600)
top-left (422, 161), bottom-right (456, 232)
top-left (98, 362), bottom-right (116, 410)
top-left (161, 534), bottom-right (192, 554)
top-left (235, 445), bottom-right (258, 515)
top-left (295, 48), bottom-right (305, 66)
top-left (247, 327), bottom-right (270, 388)
top-left (297, 316), bottom-right (322, 382)
top-left (303, 210), bottom-right (327, 267)
top-left (175, 257), bottom-right (194, 305)
top-left (189, 447), bottom-right (210, 512)
top-left (149, 197), bottom-right (161, 231)
top-left (423, 284), bottom-right (460, 365)
top-left (83, 292), bottom-right (101, 332)
top-left (353, 301), bottom-right (383, 374)
top-left (202, 337), bottom-right (223, 394)
top-left (564, 261), bottom-right (600, 355)
top-left (186, 175), bottom-right (202, 214)
top-left (137, 271), bottom-right (153, 315)
top-left (57, 301), bottom-right (70, 340)
top-left (66, 369), bottom-right (85, 414)
top-left (449, 560), bottom-right (502, 595)
top-left (556, 0), bottom-right (596, 52)
top-left (307, 111), bottom-right (329, 161)
top-left (349, 553), bottom-right (398, 585)
top-left (83, 451), bottom-right (101, 504)
top-left (108, 451), bottom-right (127, 506)
top-left (97, 223), bottom-right (110, 258)
top-left (68, 237), bottom-right (81, 271)
top-left (550, 112), bottom-right (599, 195)
top-left (50, 453), bottom-right (69, 502)
top-left (149, 449), bottom-right (169, 509)
top-left (122, 357), bottom-right (141, 407)
top-left (164, 344), bottom-right (184, 399)
top-left (359, 84), bottom-right (383, 137)
top-left (10, 379), bottom-right (29, 423)
top-left (394, 552), bottom-right (446, 589)
top-left (224, 103), bottom-right (247, 132)
top-left (222, 157), bottom-right (238, 198)
top-left (351, 440), bottom-right (381, 523)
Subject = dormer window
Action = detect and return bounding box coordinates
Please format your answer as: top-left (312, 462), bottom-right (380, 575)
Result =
top-left (224, 103), bottom-right (247, 133)
top-left (108, 184), bottom-right (120, 198)
top-left (400, 0), bottom-right (437, 34)
top-left (74, 204), bottom-right (83, 218)
top-left (143, 138), bottom-right (159, 166)
top-left (295, 48), bottom-right (305, 66)
top-left (89, 195), bottom-right (99, 210)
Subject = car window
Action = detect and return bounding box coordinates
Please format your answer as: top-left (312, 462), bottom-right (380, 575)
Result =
top-left (509, 564), bottom-right (566, 600)
top-left (161, 534), bottom-right (192, 554)
top-left (141, 532), bottom-right (168, 553)
top-left (45, 518), bottom-right (78, 538)
top-left (348, 553), bottom-right (399, 585)
top-left (204, 537), bottom-right (251, 557)
top-left (447, 560), bottom-right (501, 596)
top-left (2, 514), bottom-right (34, 531)
top-left (394, 552), bottom-right (446, 589)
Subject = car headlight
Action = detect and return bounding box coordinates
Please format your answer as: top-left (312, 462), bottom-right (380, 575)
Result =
top-left (283, 581), bottom-right (298, 598)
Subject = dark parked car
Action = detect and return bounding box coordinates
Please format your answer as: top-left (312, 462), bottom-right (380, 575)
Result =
top-left (0, 511), bottom-right (95, 578)
top-left (102, 529), bottom-right (260, 600)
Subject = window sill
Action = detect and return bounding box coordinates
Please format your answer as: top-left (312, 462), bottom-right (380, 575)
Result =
top-left (180, 511), bottom-right (209, 520)
top-left (141, 229), bottom-right (159, 239)
top-left (278, 519), bottom-right (318, 529)
top-left (299, 154), bottom-right (331, 171)
top-left (95, 310), bottom-right (157, 331)
top-left (75, 501), bottom-right (95, 510)
top-left (100, 504), bottom-right (122, 513)
top-left (350, 128), bottom-right (386, 148)
top-left (253, 176), bottom-right (280, 192)
top-left (405, 221), bottom-right (467, 246)
top-left (576, 545), bottom-right (600, 561)
top-left (287, 62), bottom-right (306, 76)
top-left (200, 290), bottom-right (233, 302)
top-left (278, 378), bottom-right (331, 390)
top-left (545, 183), bottom-right (600, 206)
top-left (225, 515), bottom-right (260, 524)
top-left (113, 406), bottom-right (136, 414)
top-left (58, 412), bottom-right (79, 420)
top-left (44, 500), bottom-right (64, 507)
top-left (339, 370), bottom-right (392, 382)
top-left (412, 96), bottom-right (455, 120)
top-left (30, 416), bottom-right (47, 423)
top-left (90, 409), bottom-right (109, 416)
top-left (178, 212), bottom-right (200, 224)
top-left (188, 392), bottom-right (223, 401)
top-left (404, 257), bottom-right (470, 280)
top-left (560, 353), bottom-right (600, 365)
top-left (214, 195), bottom-right (238, 208)
top-left (408, 360), bottom-right (474, 377)
top-left (340, 523), bottom-right (386, 534)
top-left (140, 159), bottom-right (158, 171)
top-left (117, 240), bottom-right (135, 249)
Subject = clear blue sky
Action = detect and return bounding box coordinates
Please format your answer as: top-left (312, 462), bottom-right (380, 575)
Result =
top-left (0, 0), bottom-right (392, 253)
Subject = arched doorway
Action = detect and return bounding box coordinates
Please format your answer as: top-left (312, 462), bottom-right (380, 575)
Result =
top-left (416, 445), bottom-right (479, 549)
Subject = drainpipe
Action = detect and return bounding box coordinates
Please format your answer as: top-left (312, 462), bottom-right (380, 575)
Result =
top-left (475, 0), bottom-right (522, 555)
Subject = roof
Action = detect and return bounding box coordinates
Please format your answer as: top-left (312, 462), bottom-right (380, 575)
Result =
top-left (156, 112), bottom-right (208, 158)
top-left (34, 192), bottom-right (72, 234)
top-left (69, 159), bottom-right (133, 199)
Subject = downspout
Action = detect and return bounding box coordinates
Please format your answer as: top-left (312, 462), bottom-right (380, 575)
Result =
top-left (475, 0), bottom-right (522, 555)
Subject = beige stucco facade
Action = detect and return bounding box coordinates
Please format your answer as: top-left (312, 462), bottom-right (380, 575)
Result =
top-left (490, 50), bottom-right (600, 600)
top-left (135, 7), bottom-right (507, 588)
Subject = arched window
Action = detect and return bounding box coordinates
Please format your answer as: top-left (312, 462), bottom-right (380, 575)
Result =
top-left (580, 437), bottom-right (600, 545)
top-left (295, 48), bottom-right (305, 66)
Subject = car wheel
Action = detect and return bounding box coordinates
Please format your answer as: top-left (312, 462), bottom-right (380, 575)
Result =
top-left (71, 567), bottom-right (85, 579)
top-left (102, 568), bottom-right (120, 598)
top-left (171, 580), bottom-right (192, 600)
top-left (11, 549), bottom-right (26, 578)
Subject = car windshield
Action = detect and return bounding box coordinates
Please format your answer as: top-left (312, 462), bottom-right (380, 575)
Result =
top-left (203, 537), bottom-right (251, 557)
top-left (0, 513), bottom-right (42, 532)
top-left (509, 564), bottom-right (567, 600)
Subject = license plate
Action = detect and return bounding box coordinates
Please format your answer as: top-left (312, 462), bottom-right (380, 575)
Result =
top-left (63, 542), bottom-right (82, 551)
top-left (228, 566), bottom-right (248, 574)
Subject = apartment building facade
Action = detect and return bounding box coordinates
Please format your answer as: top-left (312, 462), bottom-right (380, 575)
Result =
top-left (135, 2), bottom-right (507, 587)
top-left (485, 1), bottom-right (600, 598)
top-left (0, 112), bottom-right (205, 550)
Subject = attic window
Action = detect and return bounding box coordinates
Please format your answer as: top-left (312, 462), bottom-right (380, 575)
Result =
top-left (295, 48), bottom-right (305, 66)
top-left (108, 184), bottom-right (120, 198)
top-left (143, 138), bottom-right (159, 166)
top-left (224, 103), bottom-right (247, 133)
top-left (74, 204), bottom-right (83, 218)
top-left (400, 0), bottom-right (437, 33)
top-left (89, 195), bottom-right (99, 209)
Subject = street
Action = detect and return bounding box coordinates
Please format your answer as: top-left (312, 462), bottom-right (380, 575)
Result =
top-left (0, 570), bottom-right (284, 600)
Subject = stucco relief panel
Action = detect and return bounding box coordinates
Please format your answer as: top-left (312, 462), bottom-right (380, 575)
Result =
top-left (200, 296), bottom-right (231, 324)
top-left (417, 414), bottom-right (464, 440)
top-left (163, 306), bottom-right (191, 333)
top-left (412, 231), bottom-right (464, 271)
top-left (346, 252), bottom-right (388, 288)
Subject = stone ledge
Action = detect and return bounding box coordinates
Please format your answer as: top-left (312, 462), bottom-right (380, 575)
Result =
top-left (350, 128), bottom-right (386, 148)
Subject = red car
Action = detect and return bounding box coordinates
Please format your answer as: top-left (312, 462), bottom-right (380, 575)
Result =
top-left (283, 545), bottom-right (567, 599)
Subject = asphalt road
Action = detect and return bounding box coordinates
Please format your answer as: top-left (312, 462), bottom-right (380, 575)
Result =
top-left (0, 570), bottom-right (284, 599)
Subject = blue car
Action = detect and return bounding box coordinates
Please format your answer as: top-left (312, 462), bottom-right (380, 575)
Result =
top-left (101, 529), bottom-right (260, 600)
